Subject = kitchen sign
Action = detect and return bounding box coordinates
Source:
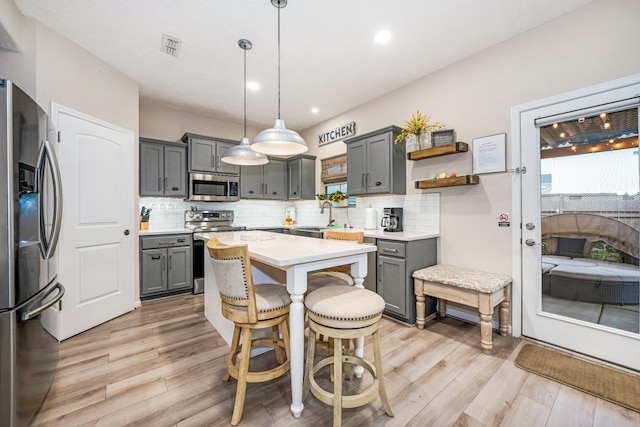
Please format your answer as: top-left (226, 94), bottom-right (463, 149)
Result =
top-left (318, 121), bottom-right (356, 146)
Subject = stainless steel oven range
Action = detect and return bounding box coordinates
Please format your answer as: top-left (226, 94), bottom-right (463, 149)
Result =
top-left (184, 209), bottom-right (246, 294)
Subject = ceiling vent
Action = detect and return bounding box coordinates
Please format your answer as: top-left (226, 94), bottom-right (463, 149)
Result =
top-left (161, 34), bottom-right (181, 57)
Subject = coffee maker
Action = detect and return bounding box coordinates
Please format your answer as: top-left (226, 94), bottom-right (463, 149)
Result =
top-left (381, 207), bottom-right (403, 232)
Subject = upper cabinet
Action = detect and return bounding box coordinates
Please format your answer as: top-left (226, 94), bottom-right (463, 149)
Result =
top-left (344, 126), bottom-right (406, 196)
top-left (287, 155), bottom-right (316, 200)
top-left (139, 138), bottom-right (187, 198)
top-left (181, 133), bottom-right (239, 175)
top-left (240, 158), bottom-right (286, 200)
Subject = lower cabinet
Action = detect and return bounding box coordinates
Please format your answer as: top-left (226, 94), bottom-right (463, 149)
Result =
top-left (140, 234), bottom-right (193, 298)
top-left (377, 238), bottom-right (437, 323)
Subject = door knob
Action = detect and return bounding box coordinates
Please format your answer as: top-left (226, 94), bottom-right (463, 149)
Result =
top-left (525, 238), bottom-right (546, 247)
top-left (124, 229), bottom-right (130, 236)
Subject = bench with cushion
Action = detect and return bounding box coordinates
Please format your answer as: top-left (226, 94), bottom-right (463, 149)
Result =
top-left (413, 264), bottom-right (512, 354)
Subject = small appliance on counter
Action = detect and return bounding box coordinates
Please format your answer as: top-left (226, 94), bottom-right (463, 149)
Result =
top-left (185, 210), bottom-right (246, 294)
top-left (381, 207), bottom-right (403, 232)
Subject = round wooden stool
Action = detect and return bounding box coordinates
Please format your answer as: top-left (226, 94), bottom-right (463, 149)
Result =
top-left (303, 286), bottom-right (394, 427)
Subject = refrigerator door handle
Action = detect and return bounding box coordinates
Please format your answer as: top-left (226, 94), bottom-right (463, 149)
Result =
top-left (36, 139), bottom-right (63, 259)
top-left (20, 281), bottom-right (65, 321)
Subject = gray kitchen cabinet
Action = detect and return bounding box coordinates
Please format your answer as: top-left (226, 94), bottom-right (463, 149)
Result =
top-left (240, 158), bottom-right (286, 199)
top-left (287, 154), bottom-right (316, 200)
top-left (140, 234), bottom-right (193, 299)
top-left (181, 132), bottom-right (239, 175)
top-left (344, 126), bottom-right (406, 196)
top-left (139, 138), bottom-right (187, 197)
top-left (377, 238), bottom-right (436, 323)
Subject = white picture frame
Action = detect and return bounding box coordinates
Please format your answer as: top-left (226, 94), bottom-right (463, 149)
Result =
top-left (472, 133), bottom-right (506, 174)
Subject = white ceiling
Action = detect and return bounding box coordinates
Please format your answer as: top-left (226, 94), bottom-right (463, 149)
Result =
top-left (14, 0), bottom-right (595, 132)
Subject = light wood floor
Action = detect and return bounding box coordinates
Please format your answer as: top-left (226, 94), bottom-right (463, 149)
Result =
top-left (33, 293), bottom-right (640, 427)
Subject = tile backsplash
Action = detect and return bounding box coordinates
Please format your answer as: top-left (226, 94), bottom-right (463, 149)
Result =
top-left (139, 193), bottom-right (440, 234)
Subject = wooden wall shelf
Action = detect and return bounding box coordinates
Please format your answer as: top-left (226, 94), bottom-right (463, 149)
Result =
top-left (407, 142), bottom-right (469, 160)
top-left (415, 174), bottom-right (480, 189)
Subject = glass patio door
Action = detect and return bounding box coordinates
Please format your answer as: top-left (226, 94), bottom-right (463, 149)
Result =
top-left (520, 80), bottom-right (640, 370)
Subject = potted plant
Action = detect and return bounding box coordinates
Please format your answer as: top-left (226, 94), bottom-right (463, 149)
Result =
top-left (394, 109), bottom-right (445, 151)
top-left (316, 190), bottom-right (349, 207)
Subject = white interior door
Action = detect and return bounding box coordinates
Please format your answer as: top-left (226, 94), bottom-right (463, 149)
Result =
top-left (519, 76), bottom-right (640, 370)
top-left (42, 104), bottom-right (135, 341)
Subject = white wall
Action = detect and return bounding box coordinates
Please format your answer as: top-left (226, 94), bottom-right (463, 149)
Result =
top-left (139, 98), bottom-right (260, 143)
top-left (300, 0), bottom-right (640, 275)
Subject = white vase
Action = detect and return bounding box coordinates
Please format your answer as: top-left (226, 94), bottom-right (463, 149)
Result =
top-left (408, 133), bottom-right (432, 151)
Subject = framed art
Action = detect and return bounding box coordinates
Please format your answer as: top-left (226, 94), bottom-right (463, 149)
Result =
top-left (472, 133), bottom-right (506, 174)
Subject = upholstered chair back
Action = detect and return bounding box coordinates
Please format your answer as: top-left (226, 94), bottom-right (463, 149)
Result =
top-left (206, 238), bottom-right (259, 324)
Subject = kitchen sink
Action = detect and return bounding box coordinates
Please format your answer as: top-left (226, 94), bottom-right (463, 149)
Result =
top-left (289, 227), bottom-right (329, 238)
top-left (294, 227), bottom-right (328, 232)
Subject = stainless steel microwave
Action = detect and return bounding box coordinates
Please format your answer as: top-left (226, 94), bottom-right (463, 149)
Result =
top-left (188, 173), bottom-right (240, 202)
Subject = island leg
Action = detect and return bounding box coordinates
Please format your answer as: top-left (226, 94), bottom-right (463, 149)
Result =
top-left (351, 260), bottom-right (366, 378)
top-left (289, 292), bottom-right (305, 417)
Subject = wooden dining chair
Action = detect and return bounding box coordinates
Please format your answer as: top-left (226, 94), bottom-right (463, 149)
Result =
top-left (206, 238), bottom-right (291, 426)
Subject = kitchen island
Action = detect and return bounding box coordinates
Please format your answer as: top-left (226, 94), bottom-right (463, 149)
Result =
top-left (194, 230), bottom-right (377, 419)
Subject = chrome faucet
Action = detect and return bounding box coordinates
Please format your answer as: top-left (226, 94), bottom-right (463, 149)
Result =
top-left (320, 200), bottom-right (335, 227)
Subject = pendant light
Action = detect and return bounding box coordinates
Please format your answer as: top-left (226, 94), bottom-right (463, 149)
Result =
top-left (251, 0), bottom-right (308, 156)
top-left (221, 39), bottom-right (269, 166)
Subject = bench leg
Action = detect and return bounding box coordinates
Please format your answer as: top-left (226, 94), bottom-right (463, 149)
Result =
top-left (416, 294), bottom-right (426, 330)
top-left (499, 286), bottom-right (510, 337)
top-left (478, 294), bottom-right (493, 355)
top-left (438, 299), bottom-right (447, 318)
top-left (415, 280), bottom-right (425, 330)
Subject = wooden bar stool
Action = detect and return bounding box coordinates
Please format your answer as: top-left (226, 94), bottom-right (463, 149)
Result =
top-left (207, 238), bottom-right (291, 426)
top-left (303, 285), bottom-right (394, 427)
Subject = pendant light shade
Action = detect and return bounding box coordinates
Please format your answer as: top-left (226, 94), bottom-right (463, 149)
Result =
top-left (251, 119), bottom-right (307, 156)
top-left (251, 0), bottom-right (308, 156)
top-left (222, 39), bottom-right (268, 166)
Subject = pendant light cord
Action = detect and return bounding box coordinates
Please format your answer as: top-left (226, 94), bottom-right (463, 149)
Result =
top-left (243, 44), bottom-right (247, 138)
top-left (277, 3), bottom-right (281, 120)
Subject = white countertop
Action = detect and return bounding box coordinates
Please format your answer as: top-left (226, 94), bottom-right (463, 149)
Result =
top-left (247, 225), bottom-right (439, 242)
top-left (141, 225), bottom-right (438, 241)
top-left (139, 228), bottom-right (193, 236)
top-left (195, 230), bottom-right (377, 267)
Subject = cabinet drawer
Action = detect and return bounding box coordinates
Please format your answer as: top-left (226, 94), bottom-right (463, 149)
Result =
top-left (377, 240), bottom-right (406, 258)
top-left (141, 234), bottom-right (192, 249)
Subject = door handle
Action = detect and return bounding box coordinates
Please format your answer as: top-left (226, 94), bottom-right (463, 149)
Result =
top-left (158, 177), bottom-right (162, 191)
top-left (525, 239), bottom-right (546, 247)
top-left (36, 139), bottom-right (63, 260)
top-left (21, 281), bottom-right (65, 321)
top-left (164, 177), bottom-right (168, 191)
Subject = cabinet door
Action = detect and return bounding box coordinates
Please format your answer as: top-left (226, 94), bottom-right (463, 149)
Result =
top-left (140, 143), bottom-right (164, 196)
top-left (287, 158), bottom-right (301, 199)
top-left (141, 249), bottom-right (167, 295)
top-left (240, 165), bottom-right (265, 198)
top-left (189, 137), bottom-right (216, 172)
top-left (378, 255), bottom-right (406, 318)
top-left (164, 145), bottom-right (187, 197)
top-left (264, 159), bottom-right (286, 199)
top-left (346, 141), bottom-right (367, 195)
top-left (215, 141), bottom-right (240, 175)
top-left (366, 133), bottom-right (391, 194)
top-left (167, 246), bottom-right (192, 291)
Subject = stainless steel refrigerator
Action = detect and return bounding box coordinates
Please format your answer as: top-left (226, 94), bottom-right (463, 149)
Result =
top-left (1, 79), bottom-right (64, 426)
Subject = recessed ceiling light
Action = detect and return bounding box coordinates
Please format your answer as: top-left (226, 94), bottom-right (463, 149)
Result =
top-left (311, 107), bottom-right (319, 114)
top-left (247, 81), bottom-right (260, 91)
top-left (374, 30), bottom-right (391, 44)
